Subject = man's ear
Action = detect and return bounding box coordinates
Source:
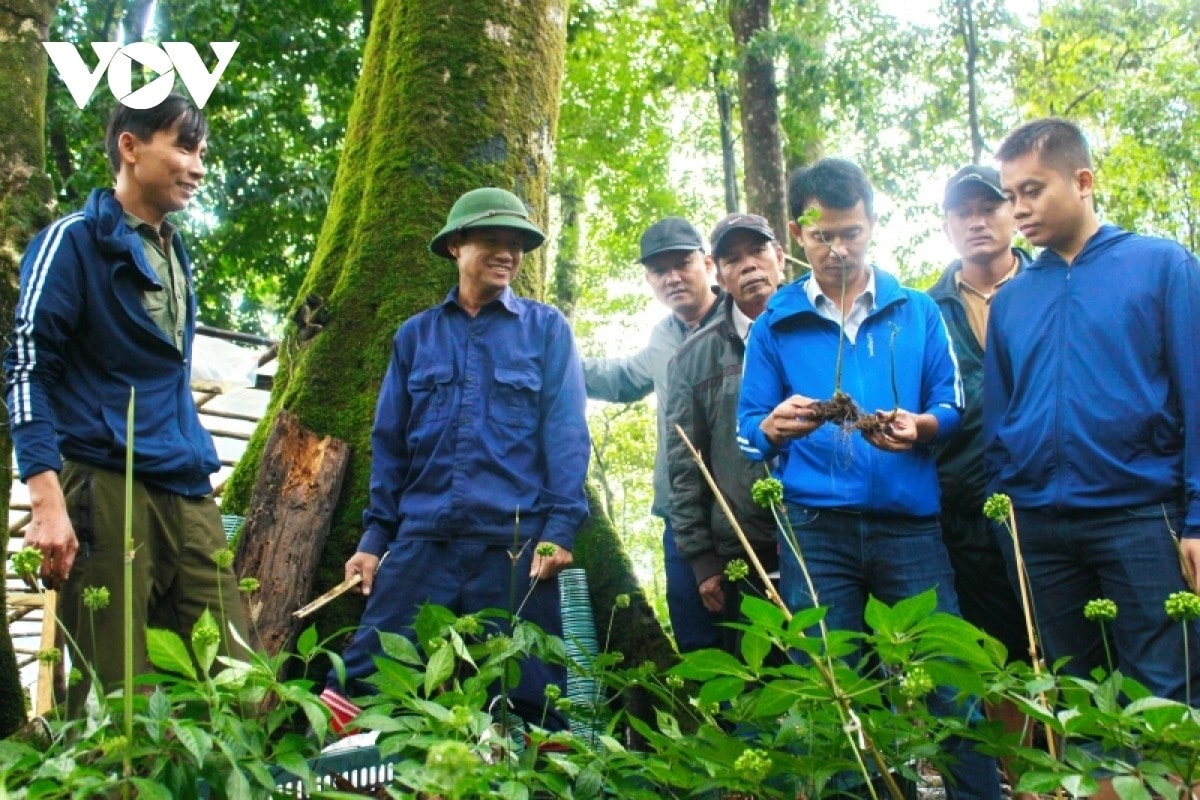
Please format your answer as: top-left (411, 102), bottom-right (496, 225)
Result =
top-left (116, 131), bottom-right (141, 170)
top-left (787, 220), bottom-right (802, 243)
top-left (1075, 167), bottom-right (1095, 200)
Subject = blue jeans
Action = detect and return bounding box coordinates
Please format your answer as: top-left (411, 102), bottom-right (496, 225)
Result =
top-left (663, 519), bottom-right (722, 653)
top-left (780, 507), bottom-right (1001, 800)
top-left (999, 504), bottom-right (1200, 703)
top-left (331, 538), bottom-right (568, 731)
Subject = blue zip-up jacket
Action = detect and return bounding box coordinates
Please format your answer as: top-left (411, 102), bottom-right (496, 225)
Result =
top-left (983, 224), bottom-right (1200, 538)
top-left (5, 188), bottom-right (219, 496)
top-left (357, 287), bottom-right (590, 557)
top-left (738, 267), bottom-right (963, 516)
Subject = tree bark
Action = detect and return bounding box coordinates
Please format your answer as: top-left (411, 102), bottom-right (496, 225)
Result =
top-left (222, 0), bottom-right (672, 677)
top-left (715, 72), bottom-right (740, 214)
top-left (955, 0), bottom-right (984, 164)
top-left (729, 0), bottom-right (788, 247)
top-left (0, 0), bottom-right (58, 738)
top-left (234, 411), bottom-right (350, 656)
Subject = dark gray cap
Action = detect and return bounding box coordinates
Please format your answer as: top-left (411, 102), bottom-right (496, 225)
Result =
top-left (943, 165), bottom-right (1005, 210)
top-left (710, 213), bottom-right (775, 259)
top-left (639, 217), bottom-right (704, 264)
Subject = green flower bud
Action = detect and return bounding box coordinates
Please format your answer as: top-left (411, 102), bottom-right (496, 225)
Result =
top-left (544, 683), bottom-right (562, 702)
top-left (191, 621), bottom-right (220, 651)
top-left (1165, 591), bottom-right (1200, 622)
top-left (982, 494), bottom-right (1012, 523)
top-left (614, 593), bottom-right (631, 610)
top-left (238, 577), bottom-right (260, 594)
top-left (724, 559), bottom-right (750, 583)
top-left (899, 667), bottom-right (934, 699)
top-left (83, 585), bottom-right (111, 611)
top-left (733, 748), bottom-right (772, 783)
top-left (211, 548), bottom-right (234, 570)
top-left (37, 647), bottom-right (62, 665)
top-left (1083, 598), bottom-right (1118, 623)
top-left (535, 542), bottom-right (556, 558)
top-left (454, 614), bottom-right (482, 636)
top-left (751, 478), bottom-right (784, 510)
top-left (12, 547), bottom-right (43, 581)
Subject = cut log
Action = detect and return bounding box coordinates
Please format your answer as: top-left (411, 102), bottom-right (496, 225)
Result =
top-left (234, 410), bottom-right (350, 656)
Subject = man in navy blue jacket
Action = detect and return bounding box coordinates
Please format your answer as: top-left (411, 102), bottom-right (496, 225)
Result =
top-left (985, 118), bottom-right (1200, 703)
top-left (325, 188), bottom-right (590, 733)
top-left (6, 95), bottom-right (247, 713)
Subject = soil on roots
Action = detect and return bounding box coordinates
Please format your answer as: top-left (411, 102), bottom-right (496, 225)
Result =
top-left (808, 392), bottom-right (864, 428)
top-left (853, 408), bottom-right (898, 436)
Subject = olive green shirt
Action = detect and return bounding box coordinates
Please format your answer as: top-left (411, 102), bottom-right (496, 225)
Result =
top-left (125, 212), bottom-right (186, 351)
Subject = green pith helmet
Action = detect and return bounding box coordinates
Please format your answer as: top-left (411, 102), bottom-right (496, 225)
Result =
top-left (429, 187), bottom-right (546, 259)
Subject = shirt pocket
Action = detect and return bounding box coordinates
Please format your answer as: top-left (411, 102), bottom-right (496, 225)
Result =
top-left (408, 363), bottom-right (455, 424)
top-left (491, 364), bottom-right (542, 433)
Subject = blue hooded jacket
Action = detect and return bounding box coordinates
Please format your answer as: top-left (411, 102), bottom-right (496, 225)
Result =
top-left (5, 188), bottom-right (220, 496)
top-left (738, 267), bottom-right (963, 516)
top-left (983, 224), bottom-right (1200, 537)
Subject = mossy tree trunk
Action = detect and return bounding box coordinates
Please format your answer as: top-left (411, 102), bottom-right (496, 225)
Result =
top-left (223, 0), bottom-right (672, 673)
top-left (0, 0), bottom-right (58, 737)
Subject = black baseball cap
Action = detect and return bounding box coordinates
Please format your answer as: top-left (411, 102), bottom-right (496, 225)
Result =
top-left (639, 217), bottom-right (704, 264)
top-left (710, 213), bottom-right (776, 259)
top-left (943, 165), bottom-right (1005, 211)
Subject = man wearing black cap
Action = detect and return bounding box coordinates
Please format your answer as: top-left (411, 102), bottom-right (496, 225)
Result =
top-left (323, 187), bottom-right (590, 733)
top-left (665, 214), bottom-right (785, 655)
top-left (584, 217), bottom-right (723, 652)
top-left (928, 165), bottom-right (1032, 791)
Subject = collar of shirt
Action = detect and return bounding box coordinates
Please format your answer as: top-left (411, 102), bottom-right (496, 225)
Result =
top-left (123, 211), bottom-right (175, 248)
top-left (953, 256), bottom-right (1019, 300)
top-left (731, 299), bottom-right (754, 342)
top-left (443, 285), bottom-right (522, 316)
top-left (805, 267), bottom-right (876, 343)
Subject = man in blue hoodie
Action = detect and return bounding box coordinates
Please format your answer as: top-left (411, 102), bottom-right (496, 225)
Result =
top-left (985, 118), bottom-right (1200, 703)
top-left (6, 95), bottom-right (247, 713)
top-left (738, 158), bottom-right (1000, 800)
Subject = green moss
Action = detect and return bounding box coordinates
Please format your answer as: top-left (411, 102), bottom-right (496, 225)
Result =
top-left (226, 0), bottom-right (668, 666)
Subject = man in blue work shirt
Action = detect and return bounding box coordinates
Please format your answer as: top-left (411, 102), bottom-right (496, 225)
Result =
top-left (324, 188), bottom-right (591, 733)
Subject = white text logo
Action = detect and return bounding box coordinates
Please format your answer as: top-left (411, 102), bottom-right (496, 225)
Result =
top-left (42, 41), bottom-right (239, 109)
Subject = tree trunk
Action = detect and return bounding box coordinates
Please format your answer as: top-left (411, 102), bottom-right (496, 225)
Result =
top-left (233, 411), bottom-right (350, 656)
top-left (222, 0), bottom-right (672, 676)
top-left (553, 171), bottom-right (582, 322)
top-left (729, 0), bottom-right (788, 247)
top-left (955, 0), bottom-right (984, 164)
top-left (0, 0), bottom-right (59, 738)
top-left (715, 74), bottom-right (740, 214)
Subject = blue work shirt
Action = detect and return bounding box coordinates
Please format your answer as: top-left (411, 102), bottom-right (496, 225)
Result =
top-left (357, 287), bottom-right (590, 556)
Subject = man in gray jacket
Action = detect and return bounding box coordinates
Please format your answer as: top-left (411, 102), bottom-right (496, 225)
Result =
top-left (665, 214), bottom-right (785, 654)
top-left (584, 217), bottom-right (723, 651)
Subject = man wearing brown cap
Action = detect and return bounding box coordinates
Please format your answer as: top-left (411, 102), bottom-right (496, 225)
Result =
top-left (665, 214), bottom-right (785, 655)
top-left (928, 165), bottom-right (1032, 793)
top-left (584, 217), bottom-right (723, 652)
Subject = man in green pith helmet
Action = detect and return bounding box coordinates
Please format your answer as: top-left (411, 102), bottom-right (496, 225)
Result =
top-left (323, 187), bottom-right (591, 734)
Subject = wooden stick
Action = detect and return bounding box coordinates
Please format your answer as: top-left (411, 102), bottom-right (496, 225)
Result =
top-left (293, 573), bottom-right (362, 619)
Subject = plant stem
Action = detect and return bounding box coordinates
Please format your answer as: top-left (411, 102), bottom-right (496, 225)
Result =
top-left (123, 388), bottom-right (135, 792)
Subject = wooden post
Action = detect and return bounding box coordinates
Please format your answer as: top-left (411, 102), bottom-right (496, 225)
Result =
top-left (35, 590), bottom-right (57, 716)
top-left (234, 410), bottom-right (350, 656)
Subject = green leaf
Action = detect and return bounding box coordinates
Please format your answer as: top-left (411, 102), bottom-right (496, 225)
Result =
top-left (129, 777), bottom-right (174, 800)
top-left (1062, 773), bottom-right (1100, 797)
top-left (424, 642), bottom-right (457, 696)
top-left (146, 628), bottom-right (197, 680)
top-left (296, 625), bottom-right (318, 658)
top-left (1111, 776), bottom-right (1152, 800)
top-left (669, 648), bottom-right (749, 681)
top-left (699, 675), bottom-right (746, 705)
top-left (169, 721), bottom-right (213, 768)
top-left (225, 765), bottom-right (253, 800)
top-left (739, 629), bottom-right (772, 672)
top-left (378, 631), bottom-right (423, 665)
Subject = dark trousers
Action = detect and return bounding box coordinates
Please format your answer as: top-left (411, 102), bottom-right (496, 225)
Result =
top-left (663, 519), bottom-right (722, 653)
top-left (998, 503), bottom-right (1200, 703)
top-left (59, 461), bottom-right (249, 715)
top-left (334, 538), bottom-right (569, 730)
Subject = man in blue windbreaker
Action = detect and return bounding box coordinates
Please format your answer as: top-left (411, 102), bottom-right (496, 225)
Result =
top-left (323, 188), bottom-right (591, 734)
top-left (985, 118), bottom-right (1200, 704)
top-left (737, 158), bottom-right (1000, 800)
top-left (5, 95), bottom-right (248, 714)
